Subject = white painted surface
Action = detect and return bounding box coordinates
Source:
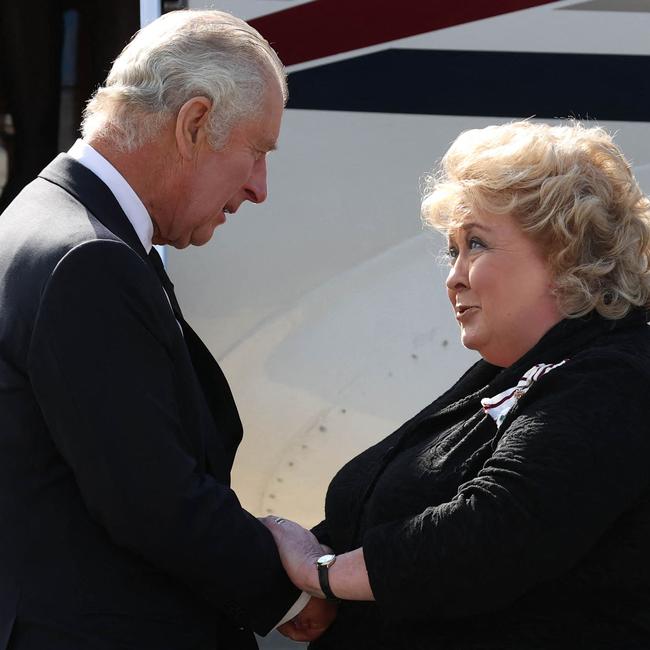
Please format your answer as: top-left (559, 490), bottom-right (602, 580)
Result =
top-left (222, 235), bottom-right (478, 527)
top-left (140, 0), bottom-right (161, 26)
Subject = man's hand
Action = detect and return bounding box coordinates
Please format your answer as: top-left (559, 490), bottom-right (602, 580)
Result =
top-left (277, 596), bottom-right (337, 642)
top-left (260, 516), bottom-right (323, 596)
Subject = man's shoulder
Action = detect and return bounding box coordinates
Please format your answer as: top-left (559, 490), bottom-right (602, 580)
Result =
top-left (3, 173), bottom-right (115, 247)
top-left (0, 174), bottom-right (149, 343)
top-left (0, 160), bottom-right (143, 277)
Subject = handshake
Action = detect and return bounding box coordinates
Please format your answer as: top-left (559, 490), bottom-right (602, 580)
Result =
top-left (260, 516), bottom-right (347, 643)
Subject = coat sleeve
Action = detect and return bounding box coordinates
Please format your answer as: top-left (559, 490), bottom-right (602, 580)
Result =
top-left (361, 351), bottom-right (650, 620)
top-left (27, 239), bottom-right (298, 634)
top-left (311, 520), bottom-right (333, 548)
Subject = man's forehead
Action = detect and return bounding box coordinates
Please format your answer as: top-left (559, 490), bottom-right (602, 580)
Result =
top-left (254, 114), bottom-right (282, 152)
top-left (261, 79), bottom-right (284, 147)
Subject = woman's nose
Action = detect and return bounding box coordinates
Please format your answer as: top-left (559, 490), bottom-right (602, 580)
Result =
top-left (446, 256), bottom-right (469, 291)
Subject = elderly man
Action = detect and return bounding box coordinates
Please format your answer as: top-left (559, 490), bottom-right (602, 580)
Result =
top-left (0, 10), bottom-right (322, 650)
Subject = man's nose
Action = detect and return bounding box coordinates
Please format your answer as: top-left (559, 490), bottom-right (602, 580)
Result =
top-left (244, 157), bottom-right (268, 204)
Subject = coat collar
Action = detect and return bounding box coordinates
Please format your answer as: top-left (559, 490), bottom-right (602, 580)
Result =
top-left (497, 308), bottom-right (648, 391)
top-left (401, 308), bottom-right (649, 440)
top-left (38, 154), bottom-right (149, 263)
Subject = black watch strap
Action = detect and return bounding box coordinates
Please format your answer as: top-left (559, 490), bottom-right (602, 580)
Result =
top-left (316, 554), bottom-right (339, 601)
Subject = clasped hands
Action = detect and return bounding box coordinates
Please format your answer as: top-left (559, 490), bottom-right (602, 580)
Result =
top-left (260, 515), bottom-right (337, 642)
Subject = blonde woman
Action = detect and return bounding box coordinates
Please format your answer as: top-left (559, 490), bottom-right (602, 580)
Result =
top-left (265, 121), bottom-right (650, 649)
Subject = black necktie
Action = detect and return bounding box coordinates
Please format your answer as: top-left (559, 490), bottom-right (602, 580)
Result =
top-left (148, 247), bottom-right (184, 323)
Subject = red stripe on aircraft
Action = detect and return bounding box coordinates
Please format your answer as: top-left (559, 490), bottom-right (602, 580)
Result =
top-left (250, 0), bottom-right (559, 66)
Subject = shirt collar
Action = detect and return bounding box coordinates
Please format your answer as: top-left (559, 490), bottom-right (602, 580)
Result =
top-left (68, 139), bottom-right (154, 253)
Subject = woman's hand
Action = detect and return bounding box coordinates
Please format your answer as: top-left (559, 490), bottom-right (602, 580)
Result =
top-left (277, 596), bottom-right (337, 642)
top-left (261, 516), bottom-right (375, 601)
top-left (260, 516), bottom-right (323, 596)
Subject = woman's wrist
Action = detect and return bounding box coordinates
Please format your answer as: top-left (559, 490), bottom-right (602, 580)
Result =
top-left (301, 556), bottom-right (325, 598)
top-left (298, 548), bottom-right (374, 601)
top-left (299, 544), bottom-right (336, 598)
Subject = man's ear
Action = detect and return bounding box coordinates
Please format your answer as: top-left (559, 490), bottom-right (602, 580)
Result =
top-left (175, 96), bottom-right (212, 160)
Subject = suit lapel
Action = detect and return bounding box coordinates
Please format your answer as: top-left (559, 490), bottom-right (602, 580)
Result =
top-left (39, 155), bottom-right (244, 479)
top-left (181, 322), bottom-right (243, 474)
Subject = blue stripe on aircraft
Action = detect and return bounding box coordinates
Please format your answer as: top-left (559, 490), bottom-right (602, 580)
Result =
top-left (286, 49), bottom-right (650, 122)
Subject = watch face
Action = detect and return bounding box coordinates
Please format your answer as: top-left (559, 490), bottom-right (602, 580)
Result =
top-left (317, 554), bottom-right (336, 567)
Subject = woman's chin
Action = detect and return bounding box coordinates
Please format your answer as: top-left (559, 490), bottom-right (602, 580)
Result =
top-left (460, 331), bottom-right (480, 352)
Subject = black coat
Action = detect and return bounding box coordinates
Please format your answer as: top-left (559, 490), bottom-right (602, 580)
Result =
top-left (0, 155), bottom-right (298, 650)
top-left (313, 311), bottom-right (650, 649)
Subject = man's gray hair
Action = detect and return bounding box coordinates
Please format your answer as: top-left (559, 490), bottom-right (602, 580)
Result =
top-left (81, 10), bottom-right (287, 152)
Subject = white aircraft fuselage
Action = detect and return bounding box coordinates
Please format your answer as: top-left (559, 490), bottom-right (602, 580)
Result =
top-left (170, 0), bottom-right (650, 528)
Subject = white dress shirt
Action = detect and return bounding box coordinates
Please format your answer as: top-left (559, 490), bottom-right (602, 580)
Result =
top-left (68, 139), bottom-right (154, 252)
top-left (66, 140), bottom-right (310, 627)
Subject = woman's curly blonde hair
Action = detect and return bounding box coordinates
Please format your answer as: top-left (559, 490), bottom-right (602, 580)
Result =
top-left (422, 121), bottom-right (650, 320)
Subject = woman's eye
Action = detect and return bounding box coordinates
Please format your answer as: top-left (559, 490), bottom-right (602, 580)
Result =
top-left (446, 246), bottom-right (459, 263)
top-left (469, 237), bottom-right (486, 250)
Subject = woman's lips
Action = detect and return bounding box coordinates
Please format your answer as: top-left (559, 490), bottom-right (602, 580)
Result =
top-left (456, 305), bottom-right (479, 321)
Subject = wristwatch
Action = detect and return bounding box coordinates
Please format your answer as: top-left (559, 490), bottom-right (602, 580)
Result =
top-left (315, 553), bottom-right (339, 601)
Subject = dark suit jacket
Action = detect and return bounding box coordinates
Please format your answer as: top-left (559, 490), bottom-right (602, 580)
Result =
top-left (0, 155), bottom-right (298, 650)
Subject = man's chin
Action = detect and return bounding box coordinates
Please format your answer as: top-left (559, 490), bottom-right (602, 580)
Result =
top-left (152, 233), bottom-right (193, 249)
top-left (190, 225), bottom-right (220, 247)
top-left (152, 225), bottom-right (219, 249)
